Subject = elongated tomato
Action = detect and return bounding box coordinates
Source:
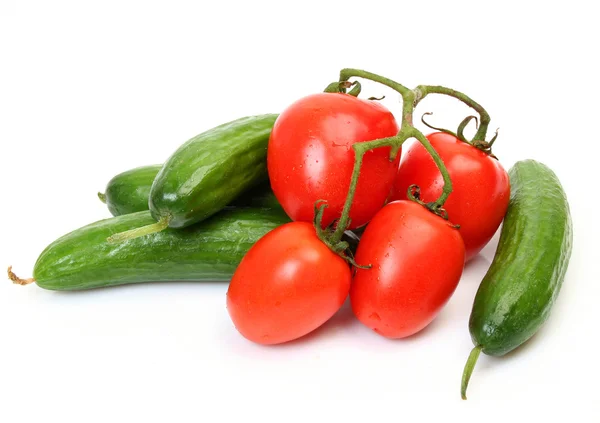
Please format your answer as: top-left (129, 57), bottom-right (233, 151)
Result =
top-left (268, 93), bottom-right (399, 229)
top-left (391, 132), bottom-right (509, 261)
top-left (226, 222), bottom-right (351, 345)
top-left (350, 200), bottom-right (465, 338)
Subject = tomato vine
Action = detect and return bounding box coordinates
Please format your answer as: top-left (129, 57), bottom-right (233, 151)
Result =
top-left (320, 68), bottom-right (496, 249)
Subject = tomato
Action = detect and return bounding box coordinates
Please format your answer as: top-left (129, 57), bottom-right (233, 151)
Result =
top-left (350, 200), bottom-right (465, 339)
top-left (267, 92), bottom-right (400, 229)
top-left (390, 132), bottom-right (510, 261)
top-left (226, 221), bottom-right (351, 345)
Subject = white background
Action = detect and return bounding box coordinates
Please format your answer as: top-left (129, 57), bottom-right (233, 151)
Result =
top-left (1, 1), bottom-right (598, 421)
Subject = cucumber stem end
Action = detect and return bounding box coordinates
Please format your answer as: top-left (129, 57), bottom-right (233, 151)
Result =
top-left (461, 345), bottom-right (482, 400)
top-left (106, 215), bottom-right (171, 244)
top-left (7, 266), bottom-right (35, 286)
top-left (98, 192), bottom-right (107, 203)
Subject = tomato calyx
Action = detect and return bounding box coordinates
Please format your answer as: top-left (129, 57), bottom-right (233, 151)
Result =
top-left (421, 112), bottom-right (500, 159)
top-left (313, 201), bottom-right (371, 270)
top-left (323, 80), bottom-right (362, 97)
top-left (406, 185), bottom-right (460, 229)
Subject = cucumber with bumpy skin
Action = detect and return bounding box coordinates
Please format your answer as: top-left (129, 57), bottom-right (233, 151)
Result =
top-left (100, 163), bottom-right (282, 217)
top-left (461, 159), bottom-right (573, 399)
top-left (99, 165), bottom-right (161, 216)
top-left (8, 207), bottom-right (290, 291)
top-left (107, 114), bottom-right (278, 243)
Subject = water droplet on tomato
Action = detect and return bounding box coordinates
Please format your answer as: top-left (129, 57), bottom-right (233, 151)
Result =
top-left (369, 312), bottom-right (381, 321)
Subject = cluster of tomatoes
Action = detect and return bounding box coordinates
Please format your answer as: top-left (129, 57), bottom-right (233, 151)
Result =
top-left (226, 89), bottom-right (510, 345)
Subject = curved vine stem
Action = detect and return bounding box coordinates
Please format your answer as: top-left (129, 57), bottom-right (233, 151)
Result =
top-left (331, 134), bottom-right (406, 242)
top-left (410, 128), bottom-right (453, 209)
top-left (413, 85), bottom-right (491, 141)
top-left (328, 69), bottom-right (459, 243)
top-left (338, 68), bottom-right (414, 127)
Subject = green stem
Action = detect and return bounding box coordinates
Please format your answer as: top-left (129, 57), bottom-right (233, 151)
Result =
top-left (330, 143), bottom-right (366, 242)
top-left (330, 135), bottom-right (404, 243)
top-left (106, 215), bottom-right (171, 244)
top-left (414, 85), bottom-right (490, 141)
top-left (461, 345), bottom-right (482, 400)
top-left (98, 192), bottom-right (107, 204)
top-left (409, 128), bottom-right (453, 209)
top-left (327, 70), bottom-right (459, 242)
top-left (339, 68), bottom-right (413, 126)
top-left (323, 80), bottom-right (361, 97)
top-left (340, 68), bottom-right (410, 96)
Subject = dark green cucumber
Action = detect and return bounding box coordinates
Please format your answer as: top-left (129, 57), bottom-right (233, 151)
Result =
top-left (108, 114), bottom-right (278, 243)
top-left (461, 159), bottom-right (573, 399)
top-left (99, 165), bottom-right (161, 216)
top-left (11, 207), bottom-right (290, 291)
top-left (152, 114), bottom-right (278, 227)
top-left (100, 164), bottom-right (282, 217)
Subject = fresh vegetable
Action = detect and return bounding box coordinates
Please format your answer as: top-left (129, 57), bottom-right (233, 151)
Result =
top-left (350, 200), bottom-right (465, 338)
top-left (100, 163), bottom-right (282, 216)
top-left (267, 92), bottom-right (399, 229)
top-left (7, 64), bottom-right (573, 402)
top-left (108, 114), bottom-right (278, 242)
top-left (461, 159), bottom-right (572, 399)
top-left (391, 131), bottom-right (510, 261)
top-left (8, 207), bottom-right (290, 291)
top-left (261, 68), bottom-right (484, 340)
top-left (226, 220), bottom-right (352, 345)
top-left (99, 165), bottom-right (161, 216)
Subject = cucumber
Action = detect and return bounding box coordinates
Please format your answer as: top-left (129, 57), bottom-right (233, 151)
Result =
top-left (99, 163), bottom-right (282, 217)
top-left (461, 159), bottom-right (573, 399)
top-left (150, 114), bottom-right (278, 228)
top-left (99, 165), bottom-right (161, 216)
top-left (108, 114), bottom-right (278, 243)
top-left (8, 207), bottom-right (290, 291)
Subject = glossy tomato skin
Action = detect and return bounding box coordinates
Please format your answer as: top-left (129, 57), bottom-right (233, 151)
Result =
top-left (226, 221), bottom-right (351, 345)
top-left (350, 200), bottom-right (465, 339)
top-left (390, 132), bottom-right (510, 261)
top-left (267, 93), bottom-right (400, 229)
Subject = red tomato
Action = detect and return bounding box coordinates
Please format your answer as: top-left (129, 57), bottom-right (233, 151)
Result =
top-left (267, 92), bottom-right (400, 229)
top-left (350, 200), bottom-right (465, 339)
top-left (390, 132), bottom-right (510, 261)
top-left (226, 221), bottom-right (351, 345)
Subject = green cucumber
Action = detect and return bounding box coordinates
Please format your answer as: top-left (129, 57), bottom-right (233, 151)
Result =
top-left (107, 114), bottom-right (278, 243)
top-left (8, 207), bottom-right (290, 291)
top-left (99, 163), bottom-right (282, 217)
top-left (461, 159), bottom-right (573, 399)
top-left (99, 165), bottom-right (161, 216)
